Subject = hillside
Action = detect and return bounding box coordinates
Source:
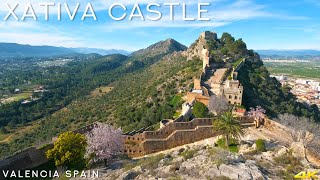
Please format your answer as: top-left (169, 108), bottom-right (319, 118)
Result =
top-left (99, 124), bottom-right (314, 180)
top-left (0, 38), bottom-right (196, 158)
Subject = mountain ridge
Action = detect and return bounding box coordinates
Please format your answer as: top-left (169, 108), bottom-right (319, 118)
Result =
top-left (0, 42), bottom-right (130, 58)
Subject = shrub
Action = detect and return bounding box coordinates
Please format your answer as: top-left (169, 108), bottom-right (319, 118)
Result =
top-left (255, 139), bottom-right (266, 152)
top-left (216, 138), bottom-right (239, 153)
top-left (46, 132), bottom-right (87, 169)
top-left (179, 149), bottom-right (197, 160)
top-left (193, 101), bottom-right (209, 118)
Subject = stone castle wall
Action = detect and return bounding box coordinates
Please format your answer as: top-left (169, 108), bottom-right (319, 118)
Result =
top-left (124, 118), bottom-right (255, 157)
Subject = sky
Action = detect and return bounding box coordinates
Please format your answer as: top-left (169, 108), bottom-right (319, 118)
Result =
top-left (0, 0), bottom-right (319, 51)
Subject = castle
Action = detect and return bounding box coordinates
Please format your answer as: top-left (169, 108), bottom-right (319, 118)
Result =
top-left (186, 31), bottom-right (244, 107)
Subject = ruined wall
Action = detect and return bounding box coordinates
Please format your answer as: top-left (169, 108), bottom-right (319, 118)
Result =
top-left (0, 145), bottom-right (52, 173)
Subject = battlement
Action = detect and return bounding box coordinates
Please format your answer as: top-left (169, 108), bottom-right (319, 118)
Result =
top-left (200, 31), bottom-right (218, 40)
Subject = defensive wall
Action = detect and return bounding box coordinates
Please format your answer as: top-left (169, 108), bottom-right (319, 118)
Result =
top-left (0, 117), bottom-right (256, 171)
top-left (124, 117), bottom-right (256, 157)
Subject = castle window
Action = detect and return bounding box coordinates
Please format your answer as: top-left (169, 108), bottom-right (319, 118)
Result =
top-left (235, 96), bottom-right (237, 99)
top-left (124, 150), bottom-right (127, 153)
top-left (229, 95), bottom-right (232, 98)
top-left (228, 101), bottom-right (231, 104)
top-left (132, 138), bottom-right (135, 140)
top-left (137, 138), bottom-right (139, 141)
top-left (128, 137), bottom-right (130, 140)
top-left (139, 151), bottom-right (142, 153)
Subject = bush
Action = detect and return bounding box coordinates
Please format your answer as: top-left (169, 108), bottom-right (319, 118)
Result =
top-left (179, 149), bottom-right (197, 160)
top-left (255, 139), bottom-right (266, 152)
top-left (46, 132), bottom-right (87, 169)
top-left (192, 101), bottom-right (209, 118)
top-left (216, 138), bottom-right (239, 153)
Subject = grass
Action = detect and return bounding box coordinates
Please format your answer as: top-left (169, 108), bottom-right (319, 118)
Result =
top-left (123, 153), bottom-right (165, 171)
top-left (0, 121), bottom-right (40, 143)
top-left (216, 138), bottom-right (239, 153)
top-left (1, 92), bottom-right (32, 104)
top-left (179, 149), bottom-right (197, 160)
top-left (90, 86), bottom-right (114, 97)
top-left (233, 58), bottom-right (244, 68)
top-left (170, 95), bottom-right (183, 107)
top-left (273, 149), bottom-right (304, 180)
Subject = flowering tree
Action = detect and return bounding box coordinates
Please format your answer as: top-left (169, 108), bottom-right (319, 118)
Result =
top-left (86, 123), bottom-right (124, 165)
top-left (247, 106), bottom-right (266, 120)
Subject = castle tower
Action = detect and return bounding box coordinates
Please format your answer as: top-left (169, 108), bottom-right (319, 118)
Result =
top-left (202, 49), bottom-right (210, 70)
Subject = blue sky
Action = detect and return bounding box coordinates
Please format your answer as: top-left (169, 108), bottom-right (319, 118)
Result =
top-left (0, 0), bottom-right (319, 51)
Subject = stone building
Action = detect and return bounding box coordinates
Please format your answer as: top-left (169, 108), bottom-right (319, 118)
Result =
top-left (222, 80), bottom-right (243, 105)
top-left (200, 31), bottom-right (218, 40)
top-left (186, 79), bottom-right (210, 106)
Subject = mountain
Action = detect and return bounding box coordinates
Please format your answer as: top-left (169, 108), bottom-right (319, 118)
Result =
top-left (256, 49), bottom-right (320, 56)
top-left (0, 43), bottom-right (129, 58)
top-left (0, 43), bottom-right (76, 58)
top-left (131, 39), bottom-right (187, 58)
top-left (72, 48), bottom-right (130, 56)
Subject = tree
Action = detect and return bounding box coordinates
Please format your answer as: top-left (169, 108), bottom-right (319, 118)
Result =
top-left (192, 101), bottom-right (209, 118)
top-left (212, 112), bottom-right (244, 147)
top-left (277, 114), bottom-right (320, 163)
top-left (220, 33), bottom-right (235, 44)
top-left (46, 132), bottom-right (87, 168)
top-left (247, 106), bottom-right (266, 120)
top-left (0, 127), bottom-right (8, 134)
top-left (208, 95), bottom-right (230, 116)
top-left (232, 39), bottom-right (247, 55)
top-left (86, 123), bottom-right (124, 165)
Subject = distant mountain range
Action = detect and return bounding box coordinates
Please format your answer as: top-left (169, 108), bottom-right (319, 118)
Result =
top-left (0, 43), bottom-right (130, 58)
top-left (256, 49), bottom-right (320, 56)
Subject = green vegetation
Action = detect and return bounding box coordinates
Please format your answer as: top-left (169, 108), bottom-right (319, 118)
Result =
top-left (232, 58), bottom-right (243, 68)
top-left (255, 139), bottom-right (266, 152)
top-left (212, 112), bottom-right (244, 147)
top-left (0, 47), bottom-right (202, 158)
top-left (192, 101), bottom-right (209, 118)
top-left (170, 95), bottom-right (183, 108)
top-left (274, 150), bottom-right (303, 180)
top-left (124, 153), bottom-right (165, 171)
top-left (179, 149), bottom-right (197, 160)
top-left (238, 59), bottom-right (320, 121)
top-left (216, 138), bottom-right (239, 153)
top-left (46, 132), bottom-right (87, 169)
top-left (264, 61), bottom-right (320, 79)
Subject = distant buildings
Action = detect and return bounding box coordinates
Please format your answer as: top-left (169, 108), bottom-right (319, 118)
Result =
top-left (273, 75), bottom-right (320, 108)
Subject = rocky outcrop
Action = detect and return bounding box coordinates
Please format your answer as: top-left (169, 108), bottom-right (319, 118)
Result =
top-left (182, 31), bottom-right (217, 61)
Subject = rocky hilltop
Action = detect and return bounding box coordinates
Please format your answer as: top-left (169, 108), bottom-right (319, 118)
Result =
top-left (131, 38), bottom-right (187, 58)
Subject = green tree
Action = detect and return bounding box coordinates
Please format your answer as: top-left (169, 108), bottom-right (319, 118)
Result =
top-left (220, 32), bottom-right (235, 44)
top-left (212, 112), bottom-right (244, 147)
top-left (46, 132), bottom-right (87, 169)
top-left (193, 101), bottom-right (209, 118)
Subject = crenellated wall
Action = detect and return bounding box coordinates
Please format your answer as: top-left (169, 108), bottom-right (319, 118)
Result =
top-left (124, 118), bottom-right (255, 157)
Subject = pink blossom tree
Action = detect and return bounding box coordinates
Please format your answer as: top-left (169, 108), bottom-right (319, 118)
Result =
top-left (247, 106), bottom-right (266, 120)
top-left (86, 122), bottom-right (124, 165)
